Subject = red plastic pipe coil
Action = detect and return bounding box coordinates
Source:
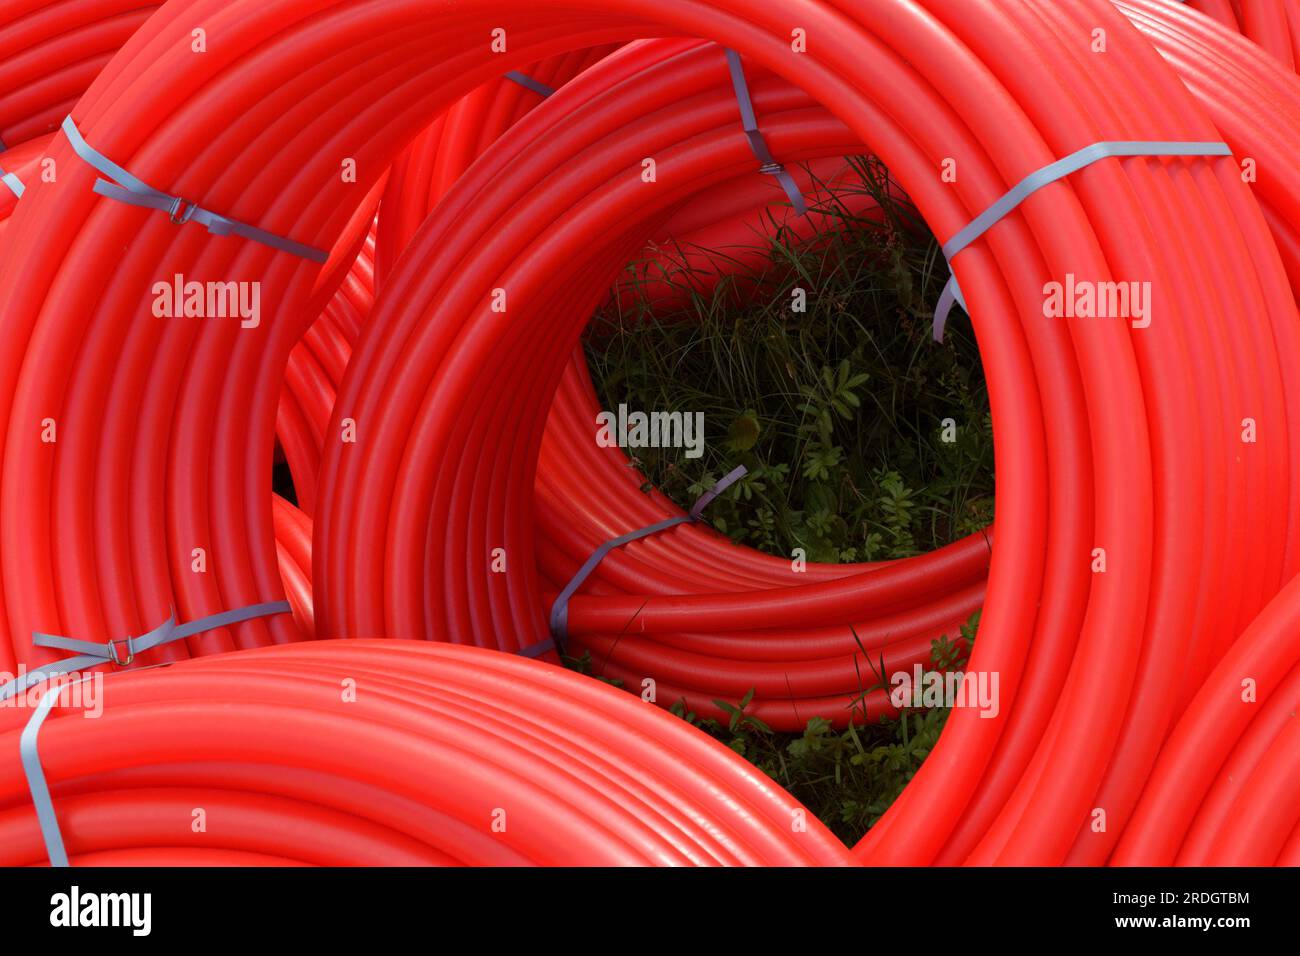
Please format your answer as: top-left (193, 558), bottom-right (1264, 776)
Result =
top-left (0, 0), bottom-right (1298, 867)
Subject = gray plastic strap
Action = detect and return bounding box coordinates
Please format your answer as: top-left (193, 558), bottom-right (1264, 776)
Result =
top-left (20, 683), bottom-right (74, 866)
top-left (0, 600), bottom-right (292, 704)
top-left (13, 600), bottom-right (290, 866)
top-left (521, 465), bottom-right (748, 659)
top-left (60, 116), bottom-right (328, 264)
top-left (504, 71), bottom-right (556, 98)
top-left (932, 139), bottom-right (1232, 341)
top-left (724, 49), bottom-right (807, 216)
top-left (1, 166), bottom-right (21, 199)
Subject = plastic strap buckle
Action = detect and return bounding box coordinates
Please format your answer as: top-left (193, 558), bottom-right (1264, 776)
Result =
top-left (60, 115), bottom-right (328, 264)
top-left (167, 195), bottom-right (198, 225)
top-left (724, 49), bottom-right (807, 216)
top-left (13, 600), bottom-right (293, 866)
top-left (106, 637), bottom-right (134, 667)
top-left (0, 600), bottom-right (292, 704)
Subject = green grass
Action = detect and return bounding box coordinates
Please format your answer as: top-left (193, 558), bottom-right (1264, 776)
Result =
top-left (585, 155), bottom-right (994, 565)
top-left (576, 156), bottom-right (995, 844)
top-left (677, 610), bottom-right (978, 845)
top-left (566, 609), bottom-right (980, 846)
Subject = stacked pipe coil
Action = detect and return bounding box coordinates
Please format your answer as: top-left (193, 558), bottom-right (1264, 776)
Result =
top-left (321, 37), bottom-right (990, 730)
top-left (0, 640), bottom-right (853, 865)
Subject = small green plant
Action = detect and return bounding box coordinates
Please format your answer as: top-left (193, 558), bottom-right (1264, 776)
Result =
top-left (563, 648), bottom-right (624, 689)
